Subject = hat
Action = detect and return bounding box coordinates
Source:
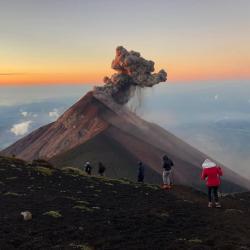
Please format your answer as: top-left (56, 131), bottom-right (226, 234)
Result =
top-left (202, 159), bottom-right (216, 168)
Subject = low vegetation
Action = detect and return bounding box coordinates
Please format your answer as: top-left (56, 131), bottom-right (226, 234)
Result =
top-left (61, 167), bottom-right (86, 176)
top-left (43, 211), bottom-right (62, 218)
top-left (34, 166), bottom-right (54, 176)
top-left (1, 155), bottom-right (250, 250)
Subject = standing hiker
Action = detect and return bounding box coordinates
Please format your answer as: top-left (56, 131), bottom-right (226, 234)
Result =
top-left (84, 161), bottom-right (92, 175)
top-left (162, 154), bottom-right (174, 189)
top-left (137, 161), bottom-right (145, 183)
top-left (98, 162), bottom-right (106, 176)
top-left (201, 159), bottom-right (223, 208)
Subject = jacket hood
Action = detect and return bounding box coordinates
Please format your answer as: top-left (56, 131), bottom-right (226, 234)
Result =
top-left (202, 159), bottom-right (216, 168)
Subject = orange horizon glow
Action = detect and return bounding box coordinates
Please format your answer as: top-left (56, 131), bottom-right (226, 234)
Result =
top-left (1, 68), bottom-right (250, 86)
top-left (1, 1), bottom-right (250, 86)
top-left (1, 52), bottom-right (250, 85)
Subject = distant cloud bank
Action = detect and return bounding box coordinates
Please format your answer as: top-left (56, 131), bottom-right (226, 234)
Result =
top-left (10, 121), bottom-right (32, 136)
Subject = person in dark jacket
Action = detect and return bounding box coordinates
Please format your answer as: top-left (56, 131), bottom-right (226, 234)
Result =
top-left (162, 155), bottom-right (174, 189)
top-left (137, 161), bottom-right (145, 183)
top-left (98, 162), bottom-right (106, 176)
top-left (201, 159), bottom-right (223, 208)
top-left (84, 161), bottom-right (92, 175)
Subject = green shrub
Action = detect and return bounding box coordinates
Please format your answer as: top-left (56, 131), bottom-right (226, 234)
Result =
top-left (43, 210), bottom-right (62, 218)
top-left (35, 167), bottom-right (54, 176)
top-left (145, 184), bottom-right (160, 190)
top-left (32, 159), bottom-right (54, 169)
top-left (6, 176), bottom-right (18, 180)
top-left (76, 200), bottom-right (90, 205)
top-left (73, 205), bottom-right (93, 212)
top-left (68, 243), bottom-right (93, 250)
top-left (62, 167), bottom-right (86, 176)
top-left (4, 192), bottom-right (22, 197)
top-left (188, 239), bottom-right (203, 243)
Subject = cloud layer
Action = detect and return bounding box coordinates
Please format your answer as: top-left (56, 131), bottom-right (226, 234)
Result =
top-left (10, 121), bottom-right (32, 136)
top-left (48, 109), bottom-right (59, 119)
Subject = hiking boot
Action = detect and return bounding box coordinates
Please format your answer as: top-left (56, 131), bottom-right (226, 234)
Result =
top-left (208, 202), bottom-right (212, 208)
top-left (215, 202), bottom-right (221, 208)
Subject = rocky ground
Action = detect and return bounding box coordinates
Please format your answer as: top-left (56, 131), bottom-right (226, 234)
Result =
top-left (0, 156), bottom-right (250, 250)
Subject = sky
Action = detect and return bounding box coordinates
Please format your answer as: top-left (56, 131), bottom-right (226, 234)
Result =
top-left (1, 0), bottom-right (250, 85)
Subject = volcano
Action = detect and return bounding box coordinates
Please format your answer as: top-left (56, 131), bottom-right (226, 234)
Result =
top-left (2, 90), bottom-right (250, 192)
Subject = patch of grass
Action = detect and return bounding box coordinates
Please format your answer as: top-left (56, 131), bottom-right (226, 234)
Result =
top-left (188, 239), bottom-right (203, 244)
top-left (63, 196), bottom-right (77, 201)
top-left (62, 167), bottom-right (86, 177)
top-left (43, 210), bottom-right (62, 218)
top-left (6, 176), bottom-right (18, 180)
top-left (69, 243), bottom-right (93, 250)
top-left (76, 200), bottom-right (90, 205)
top-left (225, 209), bottom-right (243, 214)
top-left (157, 212), bottom-right (169, 218)
top-left (104, 182), bottom-right (114, 186)
top-left (110, 178), bottom-right (131, 185)
top-left (4, 192), bottom-right (23, 197)
top-left (2, 156), bottom-right (26, 166)
top-left (73, 205), bottom-right (93, 212)
top-left (145, 184), bottom-right (160, 190)
top-left (32, 159), bottom-right (55, 169)
top-left (35, 167), bottom-right (54, 176)
top-left (92, 206), bottom-right (101, 210)
top-left (177, 238), bottom-right (187, 241)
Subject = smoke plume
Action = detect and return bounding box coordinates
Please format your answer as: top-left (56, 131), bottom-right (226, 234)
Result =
top-left (94, 46), bottom-right (167, 104)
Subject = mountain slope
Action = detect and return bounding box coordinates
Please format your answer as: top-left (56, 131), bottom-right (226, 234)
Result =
top-left (2, 92), bottom-right (109, 160)
top-left (2, 91), bottom-right (250, 192)
top-left (1, 156), bottom-right (250, 250)
top-left (51, 132), bottom-right (161, 183)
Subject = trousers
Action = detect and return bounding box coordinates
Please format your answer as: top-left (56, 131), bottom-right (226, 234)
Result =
top-left (163, 170), bottom-right (171, 185)
top-left (208, 186), bottom-right (219, 202)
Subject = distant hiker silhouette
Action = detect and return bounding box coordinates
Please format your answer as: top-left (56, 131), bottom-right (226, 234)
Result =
top-left (137, 161), bottom-right (145, 183)
top-left (84, 161), bottom-right (92, 175)
top-left (162, 155), bottom-right (174, 189)
top-left (98, 162), bottom-right (106, 176)
top-left (201, 159), bottom-right (223, 208)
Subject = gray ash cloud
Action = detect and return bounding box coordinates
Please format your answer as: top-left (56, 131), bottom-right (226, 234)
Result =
top-left (94, 46), bottom-right (167, 104)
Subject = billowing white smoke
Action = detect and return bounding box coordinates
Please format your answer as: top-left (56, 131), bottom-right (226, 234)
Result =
top-left (94, 46), bottom-right (167, 104)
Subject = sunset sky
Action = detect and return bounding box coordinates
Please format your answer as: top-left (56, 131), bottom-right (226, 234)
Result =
top-left (1, 0), bottom-right (250, 85)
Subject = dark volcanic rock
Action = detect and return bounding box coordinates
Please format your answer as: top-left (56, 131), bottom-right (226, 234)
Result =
top-left (1, 156), bottom-right (250, 250)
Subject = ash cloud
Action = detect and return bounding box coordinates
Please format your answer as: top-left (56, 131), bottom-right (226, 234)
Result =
top-left (94, 46), bottom-right (167, 104)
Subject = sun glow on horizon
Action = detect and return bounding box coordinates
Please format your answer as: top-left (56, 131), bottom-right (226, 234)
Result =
top-left (1, 0), bottom-right (250, 86)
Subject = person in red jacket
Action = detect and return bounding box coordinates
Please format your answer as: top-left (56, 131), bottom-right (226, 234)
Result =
top-left (201, 159), bottom-right (223, 208)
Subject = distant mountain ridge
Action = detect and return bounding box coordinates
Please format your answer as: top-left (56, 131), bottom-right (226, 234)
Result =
top-left (2, 91), bottom-right (250, 192)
